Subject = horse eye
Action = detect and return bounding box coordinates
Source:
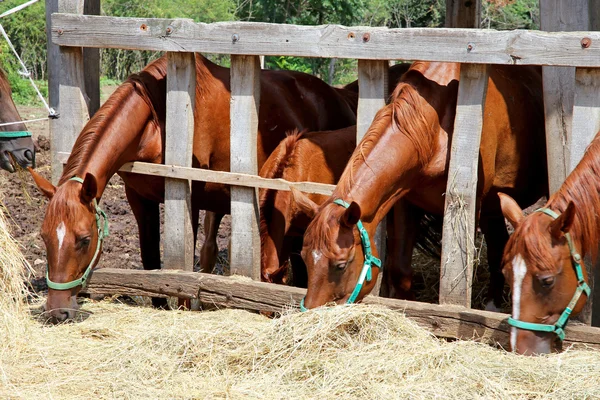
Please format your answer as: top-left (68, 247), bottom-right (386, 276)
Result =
top-left (334, 261), bottom-right (347, 270)
top-left (539, 276), bottom-right (555, 289)
top-left (77, 236), bottom-right (91, 249)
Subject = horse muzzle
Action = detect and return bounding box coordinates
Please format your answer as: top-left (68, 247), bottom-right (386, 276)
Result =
top-left (0, 148), bottom-right (35, 172)
top-left (43, 291), bottom-right (80, 324)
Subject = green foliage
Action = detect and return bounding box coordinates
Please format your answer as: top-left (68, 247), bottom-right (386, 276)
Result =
top-left (482, 0), bottom-right (539, 30)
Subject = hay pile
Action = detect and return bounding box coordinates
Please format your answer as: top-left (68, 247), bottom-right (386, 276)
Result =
top-left (1, 201), bottom-right (599, 399)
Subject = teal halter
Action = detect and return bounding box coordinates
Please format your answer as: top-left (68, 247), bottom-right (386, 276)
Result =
top-left (45, 176), bottom-right (109, 291)
top-left (0, 131), bottom-right (32, 138)
top-left (300, 199), bottom-right (382, 311)
top-left (507, 207), bottom-right (591, 341)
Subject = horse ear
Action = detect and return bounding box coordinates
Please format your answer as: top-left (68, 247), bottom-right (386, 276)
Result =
top-left (28, 167), bottom-right (56, 199)
top-left (80, 173), bottom-right (98, 204)
top-left (498, 192), bottom-right (524, 229)
top-left (550, 201), bottom-right (576, 239)
top-left (341, 201), bottom-right (361, 227)
top-left (290, 187), bottom-right (318, 219)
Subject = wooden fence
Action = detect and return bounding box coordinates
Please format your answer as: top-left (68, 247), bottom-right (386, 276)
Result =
top-left (47, 1), bottom-right (600, 345)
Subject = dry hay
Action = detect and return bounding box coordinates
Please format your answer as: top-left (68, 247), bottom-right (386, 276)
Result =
top-left (1, 192), bottom-right (599, 399)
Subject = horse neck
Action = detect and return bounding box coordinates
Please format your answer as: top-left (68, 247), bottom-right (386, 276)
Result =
top-left (61, 83), bottom-right (162, 197)
top-left (0, 73), bottom-right (26, 131)
top-left (547, 134), bottom-right (600, 258)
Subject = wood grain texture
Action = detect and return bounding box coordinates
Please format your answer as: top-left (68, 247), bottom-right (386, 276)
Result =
top-left (82, 268), bottom-right (600, 350)
top-left (51, 1), bottom-right (88, 184)
top-left (229, 55), bottom-right (261, 279)
top-left (357, 59), bottom-right (389, 296)
top-left (446, 0), bottom-right (481, 28)
top-left (45, 0), bottom-right (59, 117)
top-left (540, 0), bottom-right (590, 194)
top-left (439, 64), bottom-right (489, 308)
top-left (56, 153), bottom-right (337, 195)
top-left (163, 52), bottom-right (196, 272)
top-left (83, 0), bottom-right (100, 116)
top-left (51, 15), bottom-right (600, 67)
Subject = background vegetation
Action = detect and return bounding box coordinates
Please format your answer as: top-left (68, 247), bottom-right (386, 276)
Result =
top-left (0, 0), bottom-right (539, 105)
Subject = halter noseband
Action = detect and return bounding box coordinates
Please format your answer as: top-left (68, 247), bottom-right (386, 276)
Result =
top-left (0, 131), bottom-right (32, 138)
top-left (507, 207), bottom-right (591, 341)
top-left (300, 199), bottom-right (382, 311)
top-left (45, 176), bottom-right (109, 291)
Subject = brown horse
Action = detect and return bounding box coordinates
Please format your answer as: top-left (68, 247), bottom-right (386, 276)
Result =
top-left (498, 130), bottom-right (600, 355)
top-left (292, 62), bottom-right (547, 311)
top-left (29, 54), bottom-right (357, 322)
top-left (0, 68), bottom-right (35, 172)
top-left (259, 63), bottom-right (413, 288)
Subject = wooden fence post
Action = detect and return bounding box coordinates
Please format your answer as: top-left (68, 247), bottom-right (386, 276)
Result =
top-left (50, 0), bottom-right (89, 184)
top-left (83, 0), bottom-right (100, 116)
top-left (229, 55), bottom-right (261, 279)
top-left (445, 0), bottom-right (481, 28)
top-left (439, 64), bottom-right (489, 307)
top-left (163, 52), bottom-right (196, 275)
top-left (357, 59), bottom-right (388, 296)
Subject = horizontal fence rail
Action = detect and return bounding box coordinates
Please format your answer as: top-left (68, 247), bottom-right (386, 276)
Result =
top-left (56, 152), bottom-right (336, 195)
top-left (51, 14), bottom-right (600, 67)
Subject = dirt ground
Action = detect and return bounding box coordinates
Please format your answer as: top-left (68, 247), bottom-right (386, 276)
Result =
top-left (1, 88), bottom-right (542, 311)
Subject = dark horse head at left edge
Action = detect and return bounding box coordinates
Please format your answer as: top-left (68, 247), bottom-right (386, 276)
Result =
top-left (0, 68), bottom-right (35, 172)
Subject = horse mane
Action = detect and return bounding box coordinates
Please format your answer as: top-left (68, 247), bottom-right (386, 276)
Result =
top-left (508, 134), bottom-right (600, 271)
top-left (335, 81), bottom-right (438, 199)
top-left (258, 129), bottom-right (305, 266)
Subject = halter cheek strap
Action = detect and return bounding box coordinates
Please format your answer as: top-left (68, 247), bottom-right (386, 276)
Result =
top-left (45, 176), bottom-right (109, 291)
top-left (507, 207), bottom-right (591, 341)
top-left (300, 199), bottom-right (382, 312)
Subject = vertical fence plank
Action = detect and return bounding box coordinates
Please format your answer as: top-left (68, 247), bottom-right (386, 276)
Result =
top-left (540, 0), bottom-right (589, 194)
top-left (83, 0), bottom-right (100, 116)
top-left (445, 0), bottom-right (481, 28)
top-left (163, 52), bottom-right (196, 275)
top-left (572, 67), bottom-right (600, 325)
top-left (439, 64), bottom-right (489, 308)
top-left (51, 0), bottom-right (88, 184)
top-left (357, 59), bottom-right (388, 296)
top-left (230, 55), bottom-right (261, 279)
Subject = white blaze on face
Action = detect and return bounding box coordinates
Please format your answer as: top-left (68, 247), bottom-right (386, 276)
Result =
top-left (510, 254), bottom-right (527, 351)
top-left (56, 221), bottom-right (66, 251)
top-left (312, 250), bottom-right (322, 265)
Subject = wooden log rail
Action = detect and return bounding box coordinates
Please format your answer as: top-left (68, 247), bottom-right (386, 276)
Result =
top-left (83, 268), bottom-right (600, 351)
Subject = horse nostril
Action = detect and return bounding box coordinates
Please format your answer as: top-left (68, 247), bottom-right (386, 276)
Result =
top-left (23, 149), bottom-right (33, 161)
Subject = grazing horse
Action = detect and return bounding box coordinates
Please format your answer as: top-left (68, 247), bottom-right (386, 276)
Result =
top-left (259, 63), bottom-right (413, 288)
top-left (498, 130), bottom-right (600, 355)
top-left (29, 53), bottom-right (357, 322)
top-left (0, 68), bottom-right (34, 172)
top-left (292, 62), bottom-right (547, 311)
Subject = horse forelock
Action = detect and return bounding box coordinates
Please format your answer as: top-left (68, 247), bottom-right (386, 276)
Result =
top-left (505, 216), bottom-right (557, 274)
top-left (304, 202), bottom-right (342, 260)
top-left (336, 82), bottom-right (437, 198)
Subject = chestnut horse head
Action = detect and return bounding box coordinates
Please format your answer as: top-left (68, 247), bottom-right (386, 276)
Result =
top-left (499, 134), bottom-right (600, 354)
top-left (0, 68), bottom-right (35, 172)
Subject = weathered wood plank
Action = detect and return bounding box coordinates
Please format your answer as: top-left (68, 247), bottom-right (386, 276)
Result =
top-left (82, 268), bottom-right (600, 350)
top-left (357, 59), bottom-right (388, 296)
top-left (83, 0), bottom-right (100, 116)
top-left (51, 15), bottom-right (600, 67)
top-left (229, 55), bottom-right (261, 280)
top-left (446, 0), bottom-right (481, 28)
top-left (45, 0), bottom-right (59, 119)
top-left (51, 1), bottom-right (88, 184)
top-left (439, 64), bottom-right (489, 308)
top-left (540, 0), bottom-right (590, 194)
top-left (56, 153), bottom-right (337, 195)
top-left (163, 52), bottom-right (195, 273)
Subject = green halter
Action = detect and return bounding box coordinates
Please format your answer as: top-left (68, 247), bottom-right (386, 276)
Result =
top-left (300, 199), bottom-right (382, 311)
top-left (0, 131), bottom-right (32, 138)
top-left (507, 207), bottom-right (591, 341)
top-left (46, 176), bottom-right (109, 291)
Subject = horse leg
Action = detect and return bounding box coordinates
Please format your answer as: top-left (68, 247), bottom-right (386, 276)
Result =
top-left (479, 214), bottom-right (508, 312)
top-left (125, 186), bottom-right (168, 309)
top-left (199, 212), bottom-right (224, 274)
top-left (381, 199), bottom-right (421, 300)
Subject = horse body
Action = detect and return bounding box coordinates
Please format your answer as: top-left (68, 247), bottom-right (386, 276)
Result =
top-left (499, 131), bottom-right (600, 354)
top-left (294, 62), bottom-right (547, 310)
top-left (0, 68), bottom-right (34, 172)
top-left (31, 54), bottom-right (358, 322)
